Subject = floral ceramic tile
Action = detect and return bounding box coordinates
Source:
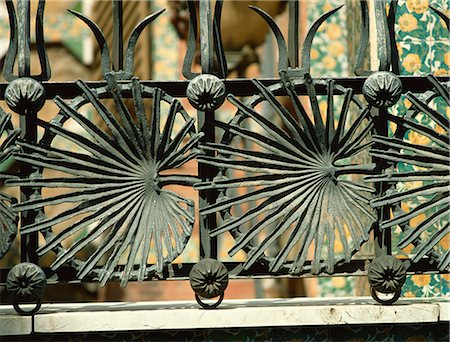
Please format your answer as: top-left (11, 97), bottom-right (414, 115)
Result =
top-left (398, 40), bottom-right (432, 74)
top-left (396, 0), bottom-right (449, 41)
top-left (396, 6), bottom-right (430, 41)
top-left (403, 274), bottom-right (450, 298)
top-left (429, 0), bottom-right (450, 40)
top-left (307, 0), bottom-right (348, 78)
top-left (430, 41), bottom-right (450, 75)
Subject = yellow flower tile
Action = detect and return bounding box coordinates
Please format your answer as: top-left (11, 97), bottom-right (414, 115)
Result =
top-left (408, 130), bottom-right (431, 145)
top-left (401, 201), bottom-right (411, 213)
top-left (319, 100), bottom-right (327, 121)
top-left (406, 0), bottom-right (429, 14)
top-left (436, 124), bottom-right (447, 135)
top-left (410, 212), bottom-right (426, 228)
top-left (403, 243), bottom-right (415, 254)
top-left (404, 291), bottom-right (416, 298)
top-left (438, 235), bottom-right (449, 249)
top-left (443, 51), bottom-right (450, 67)
top-left (322, 3), bottom-right (334, 12)
top-left (434, 68), bottom-right (450, 76)
top-left (397, 43), bottom-right (404, 57)
top-left (402, 53), bottom-right (422, 73)
top-left (399, 13), bottom-right (418, 32)
top-left (411, 274), bottom-right (431, 287)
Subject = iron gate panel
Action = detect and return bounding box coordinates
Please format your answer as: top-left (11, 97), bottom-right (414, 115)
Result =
top-left (0, 0), bottom-right (448, 313)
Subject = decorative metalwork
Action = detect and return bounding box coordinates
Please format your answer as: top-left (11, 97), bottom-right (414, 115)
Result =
top-left (354, 1), bottom-right (400, 75)
top-left (362, 72), bottom-right (402, 108)
top-left (367, 255), bottom-right (409, 304)
top-left (8, 74), bottom-right (202, 286)
top-left (182, 0), bottom-right (227, 79)
top-left (367, 75), bottom-right (450, 271)
top-left (186, 74), bottom-right (226, 111)
top-left (189, 258), bottom-right (229, 309)
top-left (69, 2), bottom-right (164, 79)
top-left (196, 71), bottom-right (377, 275)
top-left (5, 78), bottom-right (46, 114)
top-left (6, 262), bottom-right (47, 315)
top-left (2, 0), bottom-right (50, 81)
top-left (0, 109), bottom-right (19, 259)
top-left (0, 0), bottom-right (448, 313)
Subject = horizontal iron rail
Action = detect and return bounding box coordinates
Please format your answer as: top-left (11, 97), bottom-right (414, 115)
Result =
top-left (0, 76), bottom-right (446, 100)
top-left (0, 259), bottom-right (445, 285)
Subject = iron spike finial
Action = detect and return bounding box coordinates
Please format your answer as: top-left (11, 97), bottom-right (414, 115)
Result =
top-left (354, 0), bottom-right (400, 75)
top-left (182, 0), bottom-right (227, 80)
top-left (112, 0), bottom-right (124, 72)
top-left (250, 3), bottom-right (343, 77)
top-left (249, 5), bottom-right (289, 72)
top-left (69, 2), bottom-right (164, 80)
top-left (2, 0), bottom-right (51, 81)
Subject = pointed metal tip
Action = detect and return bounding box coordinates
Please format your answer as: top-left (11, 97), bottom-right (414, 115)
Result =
top-left (67, 9), bottom-right (80, 16)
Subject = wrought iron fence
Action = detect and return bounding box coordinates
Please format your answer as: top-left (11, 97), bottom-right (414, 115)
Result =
top-left (0, 0), bottom-right (448, 315)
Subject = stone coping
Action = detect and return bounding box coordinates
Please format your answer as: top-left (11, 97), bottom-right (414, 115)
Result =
top-left (0, 297), bottom-right (449, 336)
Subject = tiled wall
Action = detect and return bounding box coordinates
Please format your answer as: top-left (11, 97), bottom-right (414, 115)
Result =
top-left (5, 323), bottom-right (449, 341)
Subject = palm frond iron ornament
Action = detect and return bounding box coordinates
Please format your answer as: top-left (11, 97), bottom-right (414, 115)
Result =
top-left (9, 74), bottom-right (202, 286)
top-left (367, 75), bottom-right (450, 272)
top-left (196, 70), bottom-right (377, 274)
top-left (194, 4), bottom-right (377, 275)
top-left (0, 108), bottom-right (20, 259)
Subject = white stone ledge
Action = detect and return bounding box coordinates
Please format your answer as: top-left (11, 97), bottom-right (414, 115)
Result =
top-left (0, 297), bottom-right (448, 336)
top-left (0, 315), bottom-right (32, 336)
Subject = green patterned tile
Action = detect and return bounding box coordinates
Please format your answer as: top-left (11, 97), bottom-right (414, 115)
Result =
top-left (398, 40), bottom-right (432, 74)
top-left (396, 8), bottom-right (429, 41)
top-left (430, 41), bottom-right (450, 76)
top-left (402, 274), bottom-right (450, 298)
top-left (396, 0), bottom-right (449, 42)
top-left (308, 0), bottom-right (348, 78)
top-left (429, 0), bottom-right (450, 40)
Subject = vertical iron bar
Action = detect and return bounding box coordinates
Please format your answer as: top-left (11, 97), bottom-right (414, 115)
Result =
top-left (288, 0), bottom-right (299, 68)
top-left (198, 0), bottom-right (217, 259)
top-left (199, 0), bottom-right (213, 73)
top-left (16, 0), bottom-right (38, 263)
top-left (17, 0), bottom-right (30, 76)
top-left (112, 0), bottom-right (124, 71)
top-left (374, 0), bottom-right (390, 71)
top-left (372, 0), bottom-right (392, 256)
top-left (19, 108), bottom-right (39, 264)
top-left (373, 108), bottom-right (392, 257)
